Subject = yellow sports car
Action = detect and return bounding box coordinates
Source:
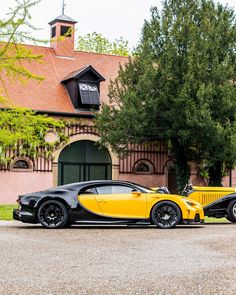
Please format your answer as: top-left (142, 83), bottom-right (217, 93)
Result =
top-left (13, 180), bottom-right (204, 229)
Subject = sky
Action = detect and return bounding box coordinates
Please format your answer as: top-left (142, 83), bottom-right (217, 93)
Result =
top-left (0, 0), bottom-right (235, 49)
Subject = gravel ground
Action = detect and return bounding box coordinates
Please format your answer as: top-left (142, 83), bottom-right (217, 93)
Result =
top-left (0, 221), bottom-right (235, 295)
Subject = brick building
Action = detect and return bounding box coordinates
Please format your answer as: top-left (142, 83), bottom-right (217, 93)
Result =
top-left (1, 13), bottom-right (232, 204)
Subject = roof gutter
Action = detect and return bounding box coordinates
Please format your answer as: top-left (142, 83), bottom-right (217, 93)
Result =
top-left (36, 109), bottom-right (95, 118)
top-left (0, 108), bottom-right (95, 118)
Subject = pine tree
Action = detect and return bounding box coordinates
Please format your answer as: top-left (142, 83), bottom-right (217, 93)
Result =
top-left (96, 0), bottom-right (236, 191)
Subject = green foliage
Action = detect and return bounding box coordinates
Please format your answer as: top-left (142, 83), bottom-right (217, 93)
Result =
top-left (0, 1), bottom-right (68, 163)
top-left (96, 0), bottom-right (236, 191)
top-left (77, 32), bottom-right (130, 56)
top-left (0, 0), bottom-right (44, 103)
top-left (0, 108), bottom-right (68, 163)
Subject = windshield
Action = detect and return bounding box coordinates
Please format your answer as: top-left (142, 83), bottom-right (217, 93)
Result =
top-left (132, 183), bottom-right (155, 193)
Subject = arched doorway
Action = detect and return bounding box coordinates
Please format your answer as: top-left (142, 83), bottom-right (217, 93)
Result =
top-left (58, 140), bottom-right (112, 185)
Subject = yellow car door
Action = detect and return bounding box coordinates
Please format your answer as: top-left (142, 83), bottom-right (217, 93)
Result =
top-left (95, 184), bottom-right (146, 218)
top-left (78, 186), bottom-right (103, 215)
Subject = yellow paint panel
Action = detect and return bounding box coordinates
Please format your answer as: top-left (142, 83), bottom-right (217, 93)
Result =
top-left (78, 194), bottom-right (103, 215)
top-left (193, 186), bottom-right (236, 193)
top-left (189, 189), bottom-right (235, 207)
top-left (95, 193), bottom-right (146, 218)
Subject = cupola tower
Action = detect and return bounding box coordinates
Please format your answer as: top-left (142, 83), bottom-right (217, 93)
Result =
top-left (49, 3), bottom-right (77, 58)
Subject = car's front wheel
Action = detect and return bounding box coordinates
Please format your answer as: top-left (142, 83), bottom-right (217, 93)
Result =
top-left (151, 201), bottom-right (181, 229)
top-left (37, 200), bottom-right (68, 229)
top-left (227, 199), bottom-right (236, 223)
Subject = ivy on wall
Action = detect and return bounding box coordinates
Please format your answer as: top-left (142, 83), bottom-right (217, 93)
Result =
top-left (0, 108), bottom-right (69, 164)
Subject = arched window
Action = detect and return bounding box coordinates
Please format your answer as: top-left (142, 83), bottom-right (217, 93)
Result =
top-left (13, 160), bottom-right (29, 169)
top-left (133, 160), bottom-right (154, 175)
top-left (10, 158), bottom-right (33, 172)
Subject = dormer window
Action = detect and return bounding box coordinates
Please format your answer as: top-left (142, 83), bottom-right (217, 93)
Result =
top-left (78, 83), bottom-right (100, 105)
top-left (61, 65), bottom-right (105, 111)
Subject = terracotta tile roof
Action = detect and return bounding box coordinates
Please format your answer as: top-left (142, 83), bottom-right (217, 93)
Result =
top-left (1, 44), bottom-right (128, 115)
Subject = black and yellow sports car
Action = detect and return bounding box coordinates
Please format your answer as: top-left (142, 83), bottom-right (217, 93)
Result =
top-left (13, 180), bottom-right (204, 229)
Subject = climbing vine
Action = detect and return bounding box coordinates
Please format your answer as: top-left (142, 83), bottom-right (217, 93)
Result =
top-left (0, 108), bottom-right (68, 164)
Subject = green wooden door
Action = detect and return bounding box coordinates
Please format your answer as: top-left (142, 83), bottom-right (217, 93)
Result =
top-left (58, 140), bottom-right (111, 185)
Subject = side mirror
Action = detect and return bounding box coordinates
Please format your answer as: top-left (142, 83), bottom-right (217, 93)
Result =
top-left (131, 191), bottom-right (142, 197)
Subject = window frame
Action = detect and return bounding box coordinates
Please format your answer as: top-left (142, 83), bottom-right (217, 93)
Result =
top-left (95, 184), bottom-right (140, 195)
top-left (51, 26), bottom-right (56, 38)
top-left (79, 186), bottom-right (97, 195)
top-left (133, 160), bottom-right (154, 175)
top-left (60, 25), bottom-right (72, 37)
top-left (78, 82), bottom-right (100, 108)
top-left (10, 157), bottom-right (33, 172)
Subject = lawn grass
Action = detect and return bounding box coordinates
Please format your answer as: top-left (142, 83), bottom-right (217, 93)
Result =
top-left (204, 216), bottom-right (229, 223)
top-left (0, 205), bottom-right (17, 220)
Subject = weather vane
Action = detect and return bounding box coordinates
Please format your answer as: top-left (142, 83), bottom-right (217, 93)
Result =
top-left (62, 0), bottom-right (66, 15)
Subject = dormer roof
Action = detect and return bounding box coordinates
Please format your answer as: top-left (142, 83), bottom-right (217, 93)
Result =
top-left (61, 65), bottom-right (105, 83)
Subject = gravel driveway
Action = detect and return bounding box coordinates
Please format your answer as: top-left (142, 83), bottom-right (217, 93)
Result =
top-left (0, 221), bottom-right (235, 295)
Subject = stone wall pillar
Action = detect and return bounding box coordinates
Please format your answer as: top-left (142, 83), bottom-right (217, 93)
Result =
top-left (52, 162), bottom-right (58, 186)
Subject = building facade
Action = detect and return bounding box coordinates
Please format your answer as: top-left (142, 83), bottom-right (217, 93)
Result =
top-left (0, 14), bottom-right (233, 204)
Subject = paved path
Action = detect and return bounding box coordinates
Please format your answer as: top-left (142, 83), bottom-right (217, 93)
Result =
top-left (0, 221), bottom-right (235, 295)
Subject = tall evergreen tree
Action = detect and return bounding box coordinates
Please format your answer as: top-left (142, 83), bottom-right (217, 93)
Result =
top-left (96, 0), bottom-right (236, 191)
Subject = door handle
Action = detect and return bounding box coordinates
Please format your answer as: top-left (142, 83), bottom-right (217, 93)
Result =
top-left (97, 200), bottom-right (107, 203)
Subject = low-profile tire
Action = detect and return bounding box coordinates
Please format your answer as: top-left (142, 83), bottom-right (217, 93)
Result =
top-left (37, 200), bottom-right (68, 229)
top-left (227, 199), bottom-right (236, 223)
top-left (151, 201), bottom-right (181, 229)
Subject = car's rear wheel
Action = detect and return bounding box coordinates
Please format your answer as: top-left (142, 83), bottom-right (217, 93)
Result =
top-left (227, 199), bottom-right (236, 223)
top-left (37, 200), bottom-right (68, 229)
top-left (151, 201), bottom-right (181, 229)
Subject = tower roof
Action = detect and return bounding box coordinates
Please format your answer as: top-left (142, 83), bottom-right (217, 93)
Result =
top-left (48, 14), bottom-right (77, 26)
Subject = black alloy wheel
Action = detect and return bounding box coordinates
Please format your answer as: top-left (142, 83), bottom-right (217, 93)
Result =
top-left (227, 199), bottom-right (236, 223)
top-left (37, 200), bottom-right (68, 229)
top-left (151, 201), bottom-right (181, 229)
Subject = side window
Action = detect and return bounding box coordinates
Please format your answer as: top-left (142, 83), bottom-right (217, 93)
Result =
top-left (51, 26), bottom-right (56, 38)
top-left (96, 185), bottom-right (135, 195)
top-left (60, 25), bottom-right (71, 37)
top-left (79, 187), bottom-right (97, 195)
